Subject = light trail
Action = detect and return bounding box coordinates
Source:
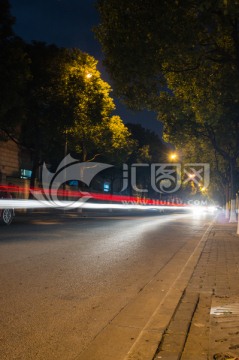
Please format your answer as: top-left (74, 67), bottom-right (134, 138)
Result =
top-left (0, 184), bottom-right (217, 213)
top-left (0, 184), bottom-right (187, 208)
top-left (0, 199), bottom-right (190, 210)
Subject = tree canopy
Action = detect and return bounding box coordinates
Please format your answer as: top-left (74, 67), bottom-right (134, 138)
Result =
top-left (0, 0), bottom-right (30, 139)
top-left (126, 123), bottom-right (168, 163)
top-left (20, 42), bottom-right (136, 185)
top-left (0, 1), bottom-right (140, 177)
top-left (96, 0), bottom-right (239, 203)
top-left (96, 0), bottom-right (239, 109)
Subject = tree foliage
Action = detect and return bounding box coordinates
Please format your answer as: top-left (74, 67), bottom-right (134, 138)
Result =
top-left (0, 1), bottom-right (137, 174)
top-left (126, 123), bottom-right (168, 163)
top-left (20, 42), bottom-right (135, 185)
top-left (96, 0), bottom-right (239, 200)
top-left (56, 49), bottom-right (135, 163)
top-left (21, 42), bottom-right (69, 181)
top-left (102, 115), bottom-right (136, 163)
top-left (0, 0), bottom-right (30, 138)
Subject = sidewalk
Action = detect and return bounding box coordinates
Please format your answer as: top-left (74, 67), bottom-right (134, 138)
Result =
top-left (155, 213), bottom-right (239, 360)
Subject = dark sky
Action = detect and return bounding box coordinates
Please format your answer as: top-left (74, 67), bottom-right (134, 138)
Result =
top-left (10, 0), bottom-right (162, 136)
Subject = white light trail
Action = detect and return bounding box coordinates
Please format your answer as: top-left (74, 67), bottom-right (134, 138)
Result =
top-left (0, 199), bottom-right (191, 211)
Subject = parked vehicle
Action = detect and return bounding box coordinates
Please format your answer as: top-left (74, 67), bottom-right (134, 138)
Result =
top-left (0, 188), bottom-right (14, 225)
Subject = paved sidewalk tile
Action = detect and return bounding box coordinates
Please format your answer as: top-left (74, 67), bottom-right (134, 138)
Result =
top-left (182, 214), bottom-right (239, 359)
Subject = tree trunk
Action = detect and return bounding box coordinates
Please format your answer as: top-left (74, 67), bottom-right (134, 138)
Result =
top-left (30, 152), bottom-right (40, 192)
top-left (225, 183), bottom-right (230, 219)
top-left (229, 158), bottom-right (237, 223)
top-left (237, 193), bottom-right (239, 235)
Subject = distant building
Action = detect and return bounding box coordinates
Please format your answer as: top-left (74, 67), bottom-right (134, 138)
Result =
top-left (0, 132), bottom-right (32, 198)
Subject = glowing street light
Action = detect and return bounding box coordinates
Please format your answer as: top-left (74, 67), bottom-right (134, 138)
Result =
top-left (169, 153), bottom-right (177, 161)
top-left (86, 72), bottom-right (92, 79)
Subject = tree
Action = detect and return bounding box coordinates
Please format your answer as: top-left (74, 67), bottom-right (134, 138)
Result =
top-left (22, 43), bottom-right (135, 186)
top-left (123, 124), bottom-right (169, 197)
top-left (126, 123), bottom-right (168, 163)
top-left (159, 62), bottom-right (239, 216)
top-left (169, 131), bottom-right (230, 205)
top-left (96, 0), bottom-right (239, 217)
top-left (21, 42), bottom-right (68, 185)
top-left (0, 0), bottom-right (30, 139)
top-left (102, 115), bottom-right (136, 163)
top-left (59, 49), bottom-right (135, 163)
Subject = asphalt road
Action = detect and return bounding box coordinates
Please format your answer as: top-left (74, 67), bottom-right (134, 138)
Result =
top-left (0, 210), bottom-right (214, 360)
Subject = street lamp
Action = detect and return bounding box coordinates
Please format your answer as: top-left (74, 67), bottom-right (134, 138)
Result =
top-left (86, 72), bottom-right (92, 79)
top-left (169, 152), bottom-right (177, 161)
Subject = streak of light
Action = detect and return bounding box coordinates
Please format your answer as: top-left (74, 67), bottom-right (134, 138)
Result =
top-left (0, 199), bottom-right (190, 210)
top-left (0, 185), bottom-right (187, 207)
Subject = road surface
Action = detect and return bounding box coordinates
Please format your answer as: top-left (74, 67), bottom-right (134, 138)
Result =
top-left (0, 210), bottom-right (214, 359)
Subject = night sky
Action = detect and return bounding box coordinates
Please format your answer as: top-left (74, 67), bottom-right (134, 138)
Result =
top-left (10, 0), bottom-right (162, 136)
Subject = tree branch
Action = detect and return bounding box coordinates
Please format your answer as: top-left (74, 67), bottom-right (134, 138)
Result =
top-left (0, 127), bottom-right (21, 146)
top-left (205, 124), bottom-right (230, 160)
top-left (86, 153), bottom-right (101, 162)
